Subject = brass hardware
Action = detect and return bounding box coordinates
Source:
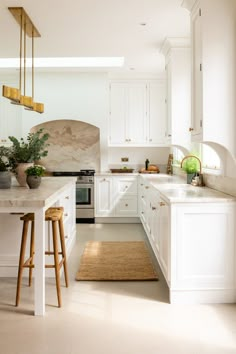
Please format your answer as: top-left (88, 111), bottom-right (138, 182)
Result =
top-left (125, 204), bottom-right (128, 207)
top-left (145, 186), bottom-right (149, 189)
top-left (152, 206), bottom-right (156, 210)
top-left (121, 157), bottom-right (129, 162)
top-left (160, 202), bottom-right (165, 206)
top-left (189, 127), bottom-right (194, 131)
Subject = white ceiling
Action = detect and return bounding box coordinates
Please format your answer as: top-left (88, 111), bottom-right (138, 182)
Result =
top-left (0, 0), bottom-right (190, 74)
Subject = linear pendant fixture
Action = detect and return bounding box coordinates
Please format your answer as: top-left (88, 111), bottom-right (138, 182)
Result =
top-left (2, 7), bottom-right (44, 114)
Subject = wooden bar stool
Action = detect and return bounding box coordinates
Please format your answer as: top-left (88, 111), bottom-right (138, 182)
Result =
top-left (15, 207), bottom-right (69, 308)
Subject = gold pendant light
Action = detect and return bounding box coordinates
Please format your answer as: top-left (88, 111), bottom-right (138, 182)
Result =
top-left (2, 7), bottom-right (44, 113)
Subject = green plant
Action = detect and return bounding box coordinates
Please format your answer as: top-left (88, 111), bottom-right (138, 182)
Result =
top-left (0, 146), bottom-right (12, 172)
top-left (25, 165), bottom-right (46, 176)
top-left (182, 156), bottom-right (199, 174)
top-left (8, 128), bottom-right (50, 170)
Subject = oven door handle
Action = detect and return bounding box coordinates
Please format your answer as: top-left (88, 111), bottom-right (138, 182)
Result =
top-left (76, 183), bottom-right (94, 188)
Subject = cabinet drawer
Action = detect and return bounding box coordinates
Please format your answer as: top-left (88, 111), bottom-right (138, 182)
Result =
top-left (115, 196), bottom-right (138, 216)
top-left (115, 177), bottom-right (138, 195)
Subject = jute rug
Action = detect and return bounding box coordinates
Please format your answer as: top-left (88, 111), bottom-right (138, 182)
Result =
top-left (75, 241), bottom-right (158, 281)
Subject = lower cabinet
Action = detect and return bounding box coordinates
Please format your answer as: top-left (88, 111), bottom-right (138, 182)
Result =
top-left (170, 203), bottom-right (235, 303)
top-left (95, 175), bottom-right (138, 218)
top-left (139, 175), bottom-right (236, 304)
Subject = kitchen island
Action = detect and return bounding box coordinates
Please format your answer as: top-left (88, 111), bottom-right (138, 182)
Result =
top-left (0, 177), bottom-right (76, 316)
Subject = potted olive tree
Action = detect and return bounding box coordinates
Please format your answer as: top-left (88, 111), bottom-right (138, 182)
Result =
top-left (0, 146), bottom-right (12, 189)
top-left (9, 128), bottom-right (49, 186)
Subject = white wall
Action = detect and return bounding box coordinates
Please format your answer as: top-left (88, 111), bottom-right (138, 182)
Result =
top-left (20, 71), bottom-right (109, 170)
top-left (1, 71), bottom-right (169, 171)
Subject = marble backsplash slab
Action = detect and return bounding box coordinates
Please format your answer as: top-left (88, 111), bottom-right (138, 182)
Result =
top-left (31, 120), bottom-right (100, 172)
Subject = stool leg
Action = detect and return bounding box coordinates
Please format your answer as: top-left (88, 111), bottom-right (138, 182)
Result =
top-left (29, 220), bottom-right (35, 287)
top-left (16, 220), bottom-right (29, 307)
top-left (59, 218), bottom-right (69, 287)
top-left (52, 220), bottom-right (62, 307)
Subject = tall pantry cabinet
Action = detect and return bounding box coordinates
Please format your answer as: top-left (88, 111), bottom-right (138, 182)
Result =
top-left (184, 0), bottom-right (236, 157)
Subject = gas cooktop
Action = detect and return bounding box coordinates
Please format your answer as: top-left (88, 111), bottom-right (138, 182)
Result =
top-left (53, 170), bottom-right (95, 177)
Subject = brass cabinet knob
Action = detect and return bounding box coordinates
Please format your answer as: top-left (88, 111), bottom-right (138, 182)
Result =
top-left (160, 201), bottom-right (165, 206)
top-left (152, 206), bottom-right (156, 210)
top-left (189, 127), bottom-right (194, 132)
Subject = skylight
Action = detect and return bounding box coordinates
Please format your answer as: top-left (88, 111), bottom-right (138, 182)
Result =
top-left (0, 57), bottom-right (124, 68)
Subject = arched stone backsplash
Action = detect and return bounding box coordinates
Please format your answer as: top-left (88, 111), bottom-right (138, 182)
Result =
top-left (31, 119), bottom-right (100, 172)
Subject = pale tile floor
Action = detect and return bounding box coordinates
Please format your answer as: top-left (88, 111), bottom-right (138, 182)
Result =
top-left (0, 223), bottom-right (236, 354)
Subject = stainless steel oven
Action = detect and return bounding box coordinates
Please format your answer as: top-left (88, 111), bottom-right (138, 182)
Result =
top-left (53, 170), bottom-right (95, 223)
top-left (76, 175), bottom-right (94, 222)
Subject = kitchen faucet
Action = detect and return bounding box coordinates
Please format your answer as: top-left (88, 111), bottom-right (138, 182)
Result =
top-left (180, 155), bottom-right (204, 186)
top-left (180, 155), bottom-right (202, 174)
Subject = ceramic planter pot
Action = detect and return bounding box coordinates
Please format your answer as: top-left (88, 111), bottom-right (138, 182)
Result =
top-left (15, 163), bottom-right (34, 187)
top-left (26, 175), bottom-right (41, 189)
top-left (187, 173), bottom-right (196, 184)
top-left (0, 171), bottom-right (11, 189)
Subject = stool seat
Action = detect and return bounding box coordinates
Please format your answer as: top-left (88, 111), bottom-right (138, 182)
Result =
top-left (16, 206), bottom-right (69, 308)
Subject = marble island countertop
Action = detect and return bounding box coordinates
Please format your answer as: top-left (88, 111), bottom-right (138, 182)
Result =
top-left (0, 177), bottom-right (77, 207)
top-left (140, 174), bottom-right (236, 203)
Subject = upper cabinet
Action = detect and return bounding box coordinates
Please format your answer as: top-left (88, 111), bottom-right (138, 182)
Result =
top-left (0, 83), bottom-right (22, 146)
top-left (108, 80), bottom-right (166, 147)
top-left (187, 0), bottom-right (236, 156)
top-left (161, 38), bottom-right (191, 150)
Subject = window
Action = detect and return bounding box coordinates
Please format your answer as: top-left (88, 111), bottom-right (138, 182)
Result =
top-left (172, 147), bottom-right (184, 165)
top-left (201, 144), bottom-right (221, 171)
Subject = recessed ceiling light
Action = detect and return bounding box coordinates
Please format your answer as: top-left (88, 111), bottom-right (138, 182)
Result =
top-left (0, 57), bottom-right (125, 68)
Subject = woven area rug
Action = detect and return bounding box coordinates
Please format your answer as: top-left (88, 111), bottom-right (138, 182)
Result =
top-left (75, 241), bottom-right (158, 281)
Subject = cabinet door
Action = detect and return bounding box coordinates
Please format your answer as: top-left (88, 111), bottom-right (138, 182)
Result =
top-left (0, 86), bottom-right (22, 145)
top-left (191, 6), bottom-right (203, 138)
top-left (159, 199), bottom-right (169, 282)
top-left (148, 81), bottom-right (166, 145)
top-left (126, 83), bottom-right (147, 144)
top-left (109, 83), bottom-right (126, 145)
top-left (172, 204), bottom-right (235, 289)
top-left (95, 177), bottom-right (113, 216)
top-left (149, 190), bottom-right (161, 258)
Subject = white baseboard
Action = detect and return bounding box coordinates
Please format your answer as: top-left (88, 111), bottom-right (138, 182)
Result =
top-left (95, 217), bottom-right (141, 223)
top-left (169, 288), bottom-right (236, 304)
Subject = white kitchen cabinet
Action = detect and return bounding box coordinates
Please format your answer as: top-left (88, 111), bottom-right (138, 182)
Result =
top-left (95, 176), bottom-right (113, 217)
top-left (159, 198), bottom-right (169, 282)
top-left (0, 84), bottom-right (22, 146)
top-left (147, 81), bottom-right (166, 145)
top-left (187, 0), bottom-right (236, 155)
top-left (109, 80), bottom-right (166, 146)
top-left (170, 202), bottom-right (235, 304)
top-left (161, 38), bottom-right (191, 149)
top-left (139, 174), bottom-right (236, 304)
top-left (95, 175), bottom-right (138, 218)
top-left (139, 177), bottom-right (169, 283)
top-left (56, 184), bottom-right (76, 249)
top-left (113, 175), bottom-right (138, 216)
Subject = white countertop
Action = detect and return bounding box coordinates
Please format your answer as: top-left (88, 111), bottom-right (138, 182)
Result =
top-left (95, 172), bottom-right (139, 176)
top-left (140, 174), bottom-right (236, 203)
top-left (0, 177), bottom-right (77, 207)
